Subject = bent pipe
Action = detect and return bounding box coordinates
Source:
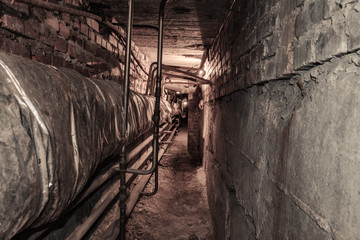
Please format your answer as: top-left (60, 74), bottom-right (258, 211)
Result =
top-left (126, 0), bottom-right (169, 175)
top-left (0, 52), bottom-right (174, 240)
top-left (119, 0), bottom-right (135, 238)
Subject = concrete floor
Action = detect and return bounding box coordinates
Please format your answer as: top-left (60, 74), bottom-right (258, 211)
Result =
top-left (126, 125), bottom-right (214, 240)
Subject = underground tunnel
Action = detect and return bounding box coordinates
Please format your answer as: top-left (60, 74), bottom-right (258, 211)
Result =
top-left (1, 0), bottom-right (360, 239)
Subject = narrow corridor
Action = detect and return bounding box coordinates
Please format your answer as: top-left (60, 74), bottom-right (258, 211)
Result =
top-left (126, 125), bottom-right (214, 240)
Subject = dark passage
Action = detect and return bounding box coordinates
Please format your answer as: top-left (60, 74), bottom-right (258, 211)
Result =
top-left (126, 126), bottom-right (214, 240)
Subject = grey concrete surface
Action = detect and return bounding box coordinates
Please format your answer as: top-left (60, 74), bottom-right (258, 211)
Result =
top-left (202, 53), bottom-right (360, 240)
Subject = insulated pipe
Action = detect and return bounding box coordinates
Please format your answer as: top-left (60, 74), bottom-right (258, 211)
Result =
top-left (119, 0), bottom-right (135, 238)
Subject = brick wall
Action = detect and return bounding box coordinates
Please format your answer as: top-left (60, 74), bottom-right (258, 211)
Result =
top-left (202, 0), bottom-right (360, 239)
top-left (187, 86), bottom-right (202, 163)
top-left (0, 0), bottom-right (150, 93)
top-left (202, 0), bottom-right (359, 101)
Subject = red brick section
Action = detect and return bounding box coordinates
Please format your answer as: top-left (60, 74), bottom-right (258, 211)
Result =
top-left (0, 1), bottom-right (150, 93)
top-left (188, 87), bottom-right (203, 164)
top-left (59, 22), bottom-right (70, 40)
top-left (54, 38), bottom-right (68, 53)
top-left (203, 0), bottom-right (353, 102)
top-left (1, 15), bottom-right (25, 35)
top-left (45, 16), bottom-right (59, 32)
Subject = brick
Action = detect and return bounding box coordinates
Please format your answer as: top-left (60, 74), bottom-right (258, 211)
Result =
top-left (1, 15), bottom-right (24, 34)
top-left (84, 41), bottom-right (96, 53)
top-left (51, 55), bottom-right (65, 67)
top-left (109, 34), bottom-right (118, 47)
top-left (77, 52), bottom-right (87, 63)
top-left (24, 20), bottom-right (38, 39)
top-left (59, 22), bottom-right (70, 40)
top-left (32, 51), bottom-right (51, 64)
top-left (45, 17), bottom-right (59, 32)
top-left (96, 34), bottom-right (102, 46)
top-left (32, 7), bottom-right (45, 19)
top-left (75, 34), bottom-right (84, 48)
top-left (73, 18), bottom-right (80, 30)
top-left (2, 1), bottom-right (29, 16)
top-left (86, 18), bottom-right (99, 32)
top-left (54, 38), bottom-right (68, 53)
top-left (80, 23), bottom-right (88, 37)
top-left (88, 29), bottom-right (95, 41)
top-left (106, 42), bottom-right (113, 52)
top-left (40, 35), bottom-right (55, 47)
top-left (61, 12), bottom-right (71, 25)
top-left (1, 38), bottom-right (30, 59)
top-left (95, 47), bottom-right (103, 58)
top-left (101, 38), bottom-right (107, 49)
top-left (67, 43), bottom-right (77, 58)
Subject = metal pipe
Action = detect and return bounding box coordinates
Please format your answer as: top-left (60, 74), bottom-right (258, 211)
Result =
top-left (127, 123), bottom-right (169, 162)
top-left (111, 22), bottom-right (160, 32)
top-left (119, 0), bottom-right (135, 239)
top-left (164, 81), bottom-right (201, 85)
top-left (141, 122), bottom-right (178, 196)
top-left (162, 65), bottom-right (212, 84)
top-left (65, 183), bottom-right (118, 240)
top-left (145, 62), bottom-right (157, 95)
top-left (125, 0), bottom-right (168, 175)
top-left (150, 66), bottom-right (158, 95)
top-left (62, 123), bottom-right (173, 240)
top-left (102, 122), bottom-right (179, 239)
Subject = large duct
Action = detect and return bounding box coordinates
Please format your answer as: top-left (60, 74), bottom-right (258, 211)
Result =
top-left (0, 52), bottom-right (173, 239)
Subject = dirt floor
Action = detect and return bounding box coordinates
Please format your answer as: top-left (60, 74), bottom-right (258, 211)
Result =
top-left (126, 126), bottom-right (214, 240)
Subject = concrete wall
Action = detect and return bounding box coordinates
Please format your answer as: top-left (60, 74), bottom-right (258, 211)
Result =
top-left (0, 0), bottom-right (150, 93)
top-left (202, 0), bottom-right (360, 239)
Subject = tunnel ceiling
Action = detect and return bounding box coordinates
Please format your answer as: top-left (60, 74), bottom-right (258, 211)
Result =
top-left (92, 0), bottom-right (232, 69)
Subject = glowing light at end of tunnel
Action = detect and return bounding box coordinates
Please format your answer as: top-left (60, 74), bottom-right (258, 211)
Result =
top-left (198, 69), bottom-right (205, 77)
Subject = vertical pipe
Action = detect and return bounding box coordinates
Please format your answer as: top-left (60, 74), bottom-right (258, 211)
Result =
top-left (120, 0), bottom-right (134, 239)
top-left (145, 62), bottom-right (157, 95)
top-left (148, 0), bottom-right (167, 196)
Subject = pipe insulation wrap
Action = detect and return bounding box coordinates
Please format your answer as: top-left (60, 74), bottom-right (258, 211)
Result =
top-left (0, 52), bottom-right (173, 239)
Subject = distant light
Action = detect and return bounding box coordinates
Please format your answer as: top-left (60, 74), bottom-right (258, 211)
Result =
top-left (176, 91), bottom-right (181, 94)
top-left (199, 69), bottom-right (204, 76)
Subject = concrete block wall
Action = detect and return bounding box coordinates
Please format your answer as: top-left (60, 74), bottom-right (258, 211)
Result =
top-left (0, 0), bottom-right (150, 93)
top-left (202, 0), bottom-right (360, 239)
